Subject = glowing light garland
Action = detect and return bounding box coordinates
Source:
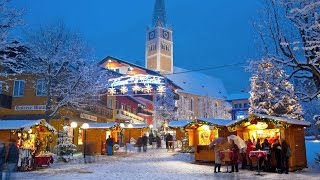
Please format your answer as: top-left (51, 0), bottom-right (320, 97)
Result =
top-left (107, 74), bottom-right (167, 96)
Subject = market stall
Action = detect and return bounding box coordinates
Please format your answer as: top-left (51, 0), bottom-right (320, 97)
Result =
top-left (187, 118), bottom-right (234, 162)
top-left (0, 119), bottom-right (56, 170)
top-left (226, 113), bottom-right (311, 171)
top-left (84, 122), bottom-right (119, 155)
top-left (168, 120), bottom-right (192, 150)
top-left (123, 123), bottom-right (149, 144)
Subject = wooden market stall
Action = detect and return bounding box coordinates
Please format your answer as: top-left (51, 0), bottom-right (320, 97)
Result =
top-left (123, 123), bottom-right (149, 144)
top-left (84, 122), bottom-right (119, 155)
top-left (185, 118), bottom-right (234, 162)
top-left (226, 113), bottom-right (311, 171)
top-left (168, 120), bottom-right (192, 150)
top-left (0, 119), bottom-right (56, 170)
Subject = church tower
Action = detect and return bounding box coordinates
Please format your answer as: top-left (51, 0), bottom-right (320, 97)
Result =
top-left (145, 0), bottom-right (173, 75)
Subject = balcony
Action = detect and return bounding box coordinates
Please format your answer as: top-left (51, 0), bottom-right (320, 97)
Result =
top-left (116, 109), bottom-right (145, 123)
top-left (84, 103), bottom-right (113, 119)
top-left (0, 94), bottom-right (12, 109)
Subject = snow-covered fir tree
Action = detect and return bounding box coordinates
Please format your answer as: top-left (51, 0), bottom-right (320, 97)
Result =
top-left (248, 57), bottom-right (304, 119)
top-left (54, 128), bottom-right (77, 162)
top-left (5, 21), bottom-right (112, 121)
top-left (154, 86), bottom-right (177, 128)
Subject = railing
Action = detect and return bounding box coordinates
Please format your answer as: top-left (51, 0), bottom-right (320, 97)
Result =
top-left (116, 109), bottom-right (145, 123)
top-left (84, 103), bottom-right (113, 119)
top-left (0, 94), bottom-right (12, 109)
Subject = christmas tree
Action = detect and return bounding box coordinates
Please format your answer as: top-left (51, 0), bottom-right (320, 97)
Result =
top-left (54, 128), bottom-right (77, 162)
top-left (248, 57), bottom-right (304, 119)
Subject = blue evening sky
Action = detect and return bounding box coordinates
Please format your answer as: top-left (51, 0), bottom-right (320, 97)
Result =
top-left (13, 0), bottom-right (263, 94)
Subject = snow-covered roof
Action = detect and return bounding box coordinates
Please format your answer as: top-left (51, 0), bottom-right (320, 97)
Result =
top-left (86, 122), bottom-right (118, 129)
top-left (167, 67), bottom-right (228, 99)
top-left (197, 118), bottom-right (233, 126)
top-left (0, 119), bottom-right (56, 131)
top-left (226, 92), bottom-right (250, 101)
top-left (226, 113), bottom-right (311, 127)
top-left (123, 123), bottom-right (148, 129)
top-left (168, 120), bottom-right (192, 128)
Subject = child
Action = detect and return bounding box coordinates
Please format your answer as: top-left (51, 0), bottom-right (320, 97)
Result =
top-left (214, 142), bottom-right (222, 173)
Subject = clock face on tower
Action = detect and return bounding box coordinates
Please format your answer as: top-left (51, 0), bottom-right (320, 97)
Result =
top-left (149, 30), bottom-right (155, 40)
top-left (162, 30), bottom-right (170, 40)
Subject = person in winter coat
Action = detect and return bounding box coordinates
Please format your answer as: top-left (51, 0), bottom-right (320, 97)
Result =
top-left (142, 134), bottom-right (148, 152)
top-left (156, 135), bottom-right (161, 148)
top-left (261, 138), bottom-right (271, 172)
top-left (6, 139), bottom-right (19, 180)
top-left (149, 133), bottom-right (154, 146)
top-left (136, 136), bottom-right (143, 152)
top-left (230, 140), bottom-right (239, 173)
top-left (246, 139), bottom-right (255, 170)
top-left (106, 135), bottom-right (114, 156)
top-left (0, 141), bottom-right (6, 180)
top-left (165, 133), bottom-right (173, 150)
top-left (214, 142), bottom-right (222, 173)
top-left (272, 139), bottom-right (282, 173)
top-left (281, 139), bottom-right (291, 174)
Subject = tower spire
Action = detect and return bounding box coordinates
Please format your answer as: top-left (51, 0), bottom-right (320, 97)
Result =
top-left (152, 0), bottom-right (167, 27)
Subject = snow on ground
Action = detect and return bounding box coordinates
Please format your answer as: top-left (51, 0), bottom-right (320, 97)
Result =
top-left (12, 143), bottom-right (320, 180)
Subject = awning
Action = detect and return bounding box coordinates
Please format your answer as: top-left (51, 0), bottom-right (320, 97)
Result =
top-left (226, 113), bottom-right (311, 127)
top-left (86, 122), bottom-right (118, 129)
top-left (197, 118), bottom-right (233, 127)
top-left (168, 120), bottom-right (192, 128)
top-left (0, 119), bottom-right (56, 132)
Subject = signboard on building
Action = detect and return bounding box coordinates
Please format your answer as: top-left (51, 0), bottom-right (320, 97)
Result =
top-left (15, 105), bottom-right (46, 111)
top-left (80, 113), bottom-right (97, 121)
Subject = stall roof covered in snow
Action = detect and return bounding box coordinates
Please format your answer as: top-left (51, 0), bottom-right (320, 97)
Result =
top-left (197, 118), bottom-right (233, 126)
top-left (86, 122), bottom-right (118, 129)
top-left (226, 92), bottom-right (250, 101)
top-left (226, 113), bottom-right (311, 127)
top-left (0, 119), bottom-right (56, 131)
top-left (167, 67), bottom-right (227, 99)
top-left (123, 123), bottom-right (148, 129)
top-left (168, 120), bottom-right (192, 128)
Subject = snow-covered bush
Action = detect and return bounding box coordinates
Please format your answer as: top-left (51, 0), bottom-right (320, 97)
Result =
top-left (54, 129), bottom-right (77, 162)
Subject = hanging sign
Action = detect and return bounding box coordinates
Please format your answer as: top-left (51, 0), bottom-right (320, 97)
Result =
top-left (15, 105), bottom-right (46, 111)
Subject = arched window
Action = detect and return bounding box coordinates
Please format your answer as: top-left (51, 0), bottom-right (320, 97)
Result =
top-left (190, 98), bottom-right (194, 111)
top-left (214, 102), bottom-right (218, 117)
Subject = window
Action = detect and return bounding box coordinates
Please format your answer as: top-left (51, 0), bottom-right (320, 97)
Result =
top-left (13, 80), bottom-right (25, 97)
top-left (121, 104), bottom-right (124, 110)
top-left (234, 104), bottom-right (238, 109)
top-left (127, 106), bottom-right (131, 113)
top-left (239, 104), bottom-right (242, 108)
top-left (108, 99), bottom-right (113, 109)
top-left (190, 98), bottom-right (194, 111)
top-left (161, 42), bottom-right (170, 51)
top-left (36, 79), bottom-right (47, 96)
top-left (244, 103), bottom-right (249, 108)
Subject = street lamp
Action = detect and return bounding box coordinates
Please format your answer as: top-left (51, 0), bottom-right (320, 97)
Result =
top-left (70, 122), bottom-right (78, 144)
top-left (81, 123), bottom-right (89, 159)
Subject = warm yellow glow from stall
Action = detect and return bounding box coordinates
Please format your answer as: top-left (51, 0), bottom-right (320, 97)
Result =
top-left (247, 122), bottom-right (268, 130)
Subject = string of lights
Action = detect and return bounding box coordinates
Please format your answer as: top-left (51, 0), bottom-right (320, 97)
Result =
top-left (164, 62), bottom-right (246, 75)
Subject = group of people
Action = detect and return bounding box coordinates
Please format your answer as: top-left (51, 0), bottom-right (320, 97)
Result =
top-left (213, 139), bottom-right (239, 173)
top-left (213, 137), bottom-right (291, 174)
top-left (243, 138), bottom-right (291, 174)
top-left (0, 139), bottom-right (19, 180)
top-left (136, 134), bottom-right (149, 152)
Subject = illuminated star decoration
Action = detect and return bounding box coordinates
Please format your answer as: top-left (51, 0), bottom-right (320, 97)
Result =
top-left (157, 85), bottom-right (166, 94)
top-left (144, 84), bottom-right (153, 94)
top-left (108, 87), bottom-right (116, 96)
top-left (132, 84), bottom-right (141, 93)
top-left (120, 86), bottom-right (128, 94)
